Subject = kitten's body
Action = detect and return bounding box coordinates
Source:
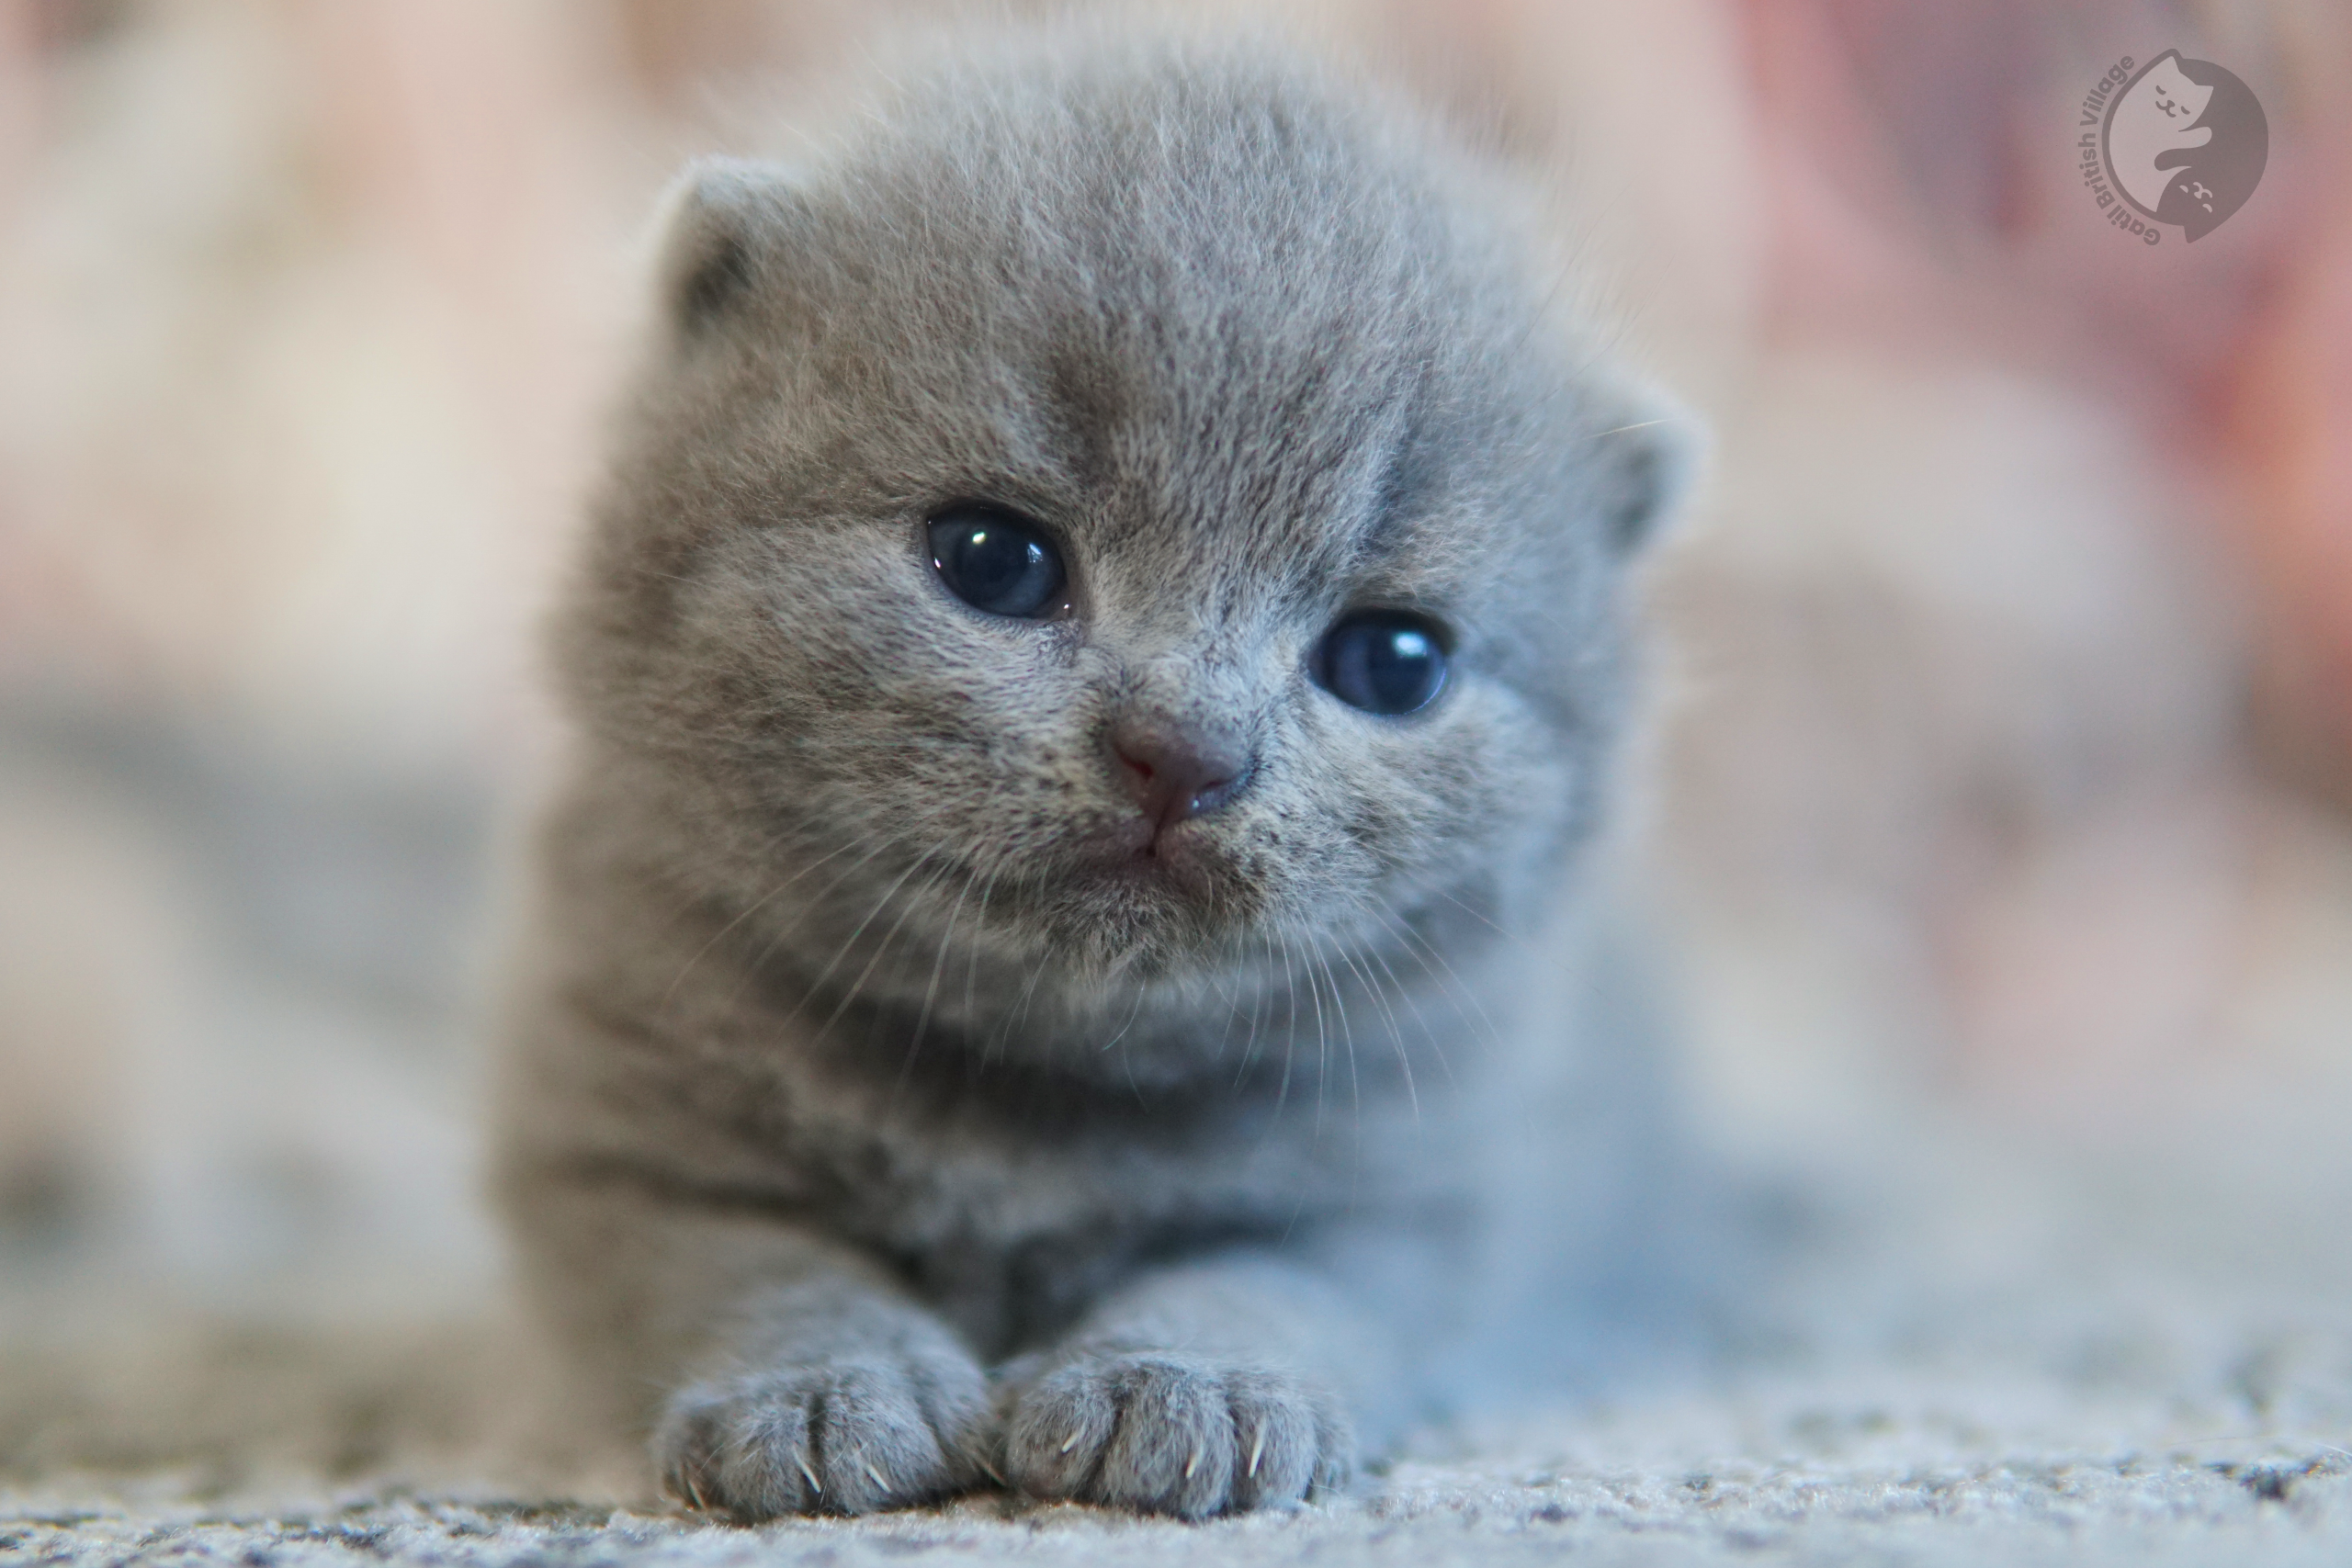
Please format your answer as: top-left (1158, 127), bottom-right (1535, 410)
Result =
top-left (497, 27), bottom-right (1688, 1521)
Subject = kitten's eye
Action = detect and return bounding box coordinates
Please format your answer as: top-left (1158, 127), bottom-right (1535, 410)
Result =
top-left (1314, 611), bottom-right (1449, 716)
top-left (927, 506), bottom-right (1068, 619)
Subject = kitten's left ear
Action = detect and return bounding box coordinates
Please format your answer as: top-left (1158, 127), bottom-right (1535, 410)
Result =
top-left (650, 155), bottom-right (808, 338)
top-left (1590, 390), bottom-right (1704, 557)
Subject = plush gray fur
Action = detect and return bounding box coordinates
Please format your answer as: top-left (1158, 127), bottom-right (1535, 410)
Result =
top-left (493, 23), bottom-right (1690, 1525)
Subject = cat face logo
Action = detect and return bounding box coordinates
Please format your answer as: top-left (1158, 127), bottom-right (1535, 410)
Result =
top-left (2099, 50), bottom-right (2267, 240)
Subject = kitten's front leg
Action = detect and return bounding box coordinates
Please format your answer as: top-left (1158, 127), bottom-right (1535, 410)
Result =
top-left (506, 1173), bottom-right (992, 1519)
top-left (1001, 1253), bottom-right (1401, 1517)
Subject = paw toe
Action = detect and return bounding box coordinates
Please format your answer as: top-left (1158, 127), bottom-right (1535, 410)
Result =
top-left (1226, 1368), bottom-right (1327, 1510)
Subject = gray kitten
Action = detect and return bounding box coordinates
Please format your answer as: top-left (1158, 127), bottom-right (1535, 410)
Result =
top-left (494, 25), bottom-right (1690, 1522)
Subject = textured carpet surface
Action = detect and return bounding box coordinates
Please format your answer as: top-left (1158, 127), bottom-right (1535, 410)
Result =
top-left (5, 1458), bottom-right (2349, 1568)
top-left (6, 1407), bottom-right (2349, 1566)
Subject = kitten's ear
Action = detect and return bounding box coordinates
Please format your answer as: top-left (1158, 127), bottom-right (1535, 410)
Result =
top-left (1590, 391), bottom-right (1704, 557)
top-left (650, 156), bottom-right (807, 338)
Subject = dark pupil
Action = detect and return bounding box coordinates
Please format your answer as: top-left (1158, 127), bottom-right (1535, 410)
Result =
top-left (1319, 614), bottom-right (1447, 716)
top-left (929, 510), bottom-right (1064, 618)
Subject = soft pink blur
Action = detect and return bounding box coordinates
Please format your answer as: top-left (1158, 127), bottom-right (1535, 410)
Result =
top-left (1738, 0), bottom-right (2352, 794)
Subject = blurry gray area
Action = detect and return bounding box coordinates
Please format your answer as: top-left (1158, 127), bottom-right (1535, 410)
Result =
top-left (4, 701), bottom-right (489, 1010)
top-left (0, 695), bottom-right (502, 1315)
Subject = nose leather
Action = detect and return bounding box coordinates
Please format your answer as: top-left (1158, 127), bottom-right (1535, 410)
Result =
top-left (1107, 716), bottom-right (1254, 840)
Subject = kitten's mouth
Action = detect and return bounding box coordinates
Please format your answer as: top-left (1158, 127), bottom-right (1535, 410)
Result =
top-left (1054, 815), bottom-right (1255, 935)
top-left (928, 807), bottom-right (1274, 978)
top-left (1094, 814), bottom-right (1226, 880)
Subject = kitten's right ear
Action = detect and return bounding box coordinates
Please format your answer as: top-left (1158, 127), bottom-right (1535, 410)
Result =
top-left (1590, 389), bottom-right (1705, 558)
top-left (651, 156), bottom-right (804, 338)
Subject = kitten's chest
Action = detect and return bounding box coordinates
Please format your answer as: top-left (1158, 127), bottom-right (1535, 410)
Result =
top-left (766, 1042), bottom-right (1447, 1239)
top-left (788, 1078), bottom-right (1453, 1355)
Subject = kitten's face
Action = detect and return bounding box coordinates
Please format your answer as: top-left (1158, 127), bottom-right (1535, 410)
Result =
top-left (566, 50), bottom-right (1685, 1069)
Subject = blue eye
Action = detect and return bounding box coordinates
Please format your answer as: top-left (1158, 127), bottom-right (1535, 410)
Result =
top-left (1315, 611), bottom-right (1450, 716)
top-left (927, 506), bottom-right (1067, 619)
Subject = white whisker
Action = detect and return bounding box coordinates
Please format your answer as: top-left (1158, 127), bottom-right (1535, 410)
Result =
top-left (664, 829), bottom-right (866, 1004)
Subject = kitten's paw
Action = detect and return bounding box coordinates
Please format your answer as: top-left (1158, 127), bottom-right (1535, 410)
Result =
top-left (653, 1350), bottom-right (992, 1519)
top-left (1003, 1351), bottom-right (1351, 1517)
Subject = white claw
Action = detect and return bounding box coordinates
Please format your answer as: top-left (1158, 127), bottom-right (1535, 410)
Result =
top-left (1184, 1448), bottom-right (1202, 1479)
top-left (1248, 1430), bottom-right (1266, 1478)
top-left (797, 1454), bottom-right (822, 1495)
top-left (865, 1461), bottom-right (890, 1493)
top-left (1060, 1431), bottom-right (1082, 1454)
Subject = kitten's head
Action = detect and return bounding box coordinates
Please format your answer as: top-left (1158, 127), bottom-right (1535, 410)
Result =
top-left (560, 33), bottom-right (1691, 1077)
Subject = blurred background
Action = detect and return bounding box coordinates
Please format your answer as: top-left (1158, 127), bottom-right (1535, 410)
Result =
top-left (1, 0), bottom-right (2347, 1349)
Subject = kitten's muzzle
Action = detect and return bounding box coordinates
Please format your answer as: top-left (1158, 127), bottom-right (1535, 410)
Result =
top-left (1107, 715), bottom-right (1255, 850)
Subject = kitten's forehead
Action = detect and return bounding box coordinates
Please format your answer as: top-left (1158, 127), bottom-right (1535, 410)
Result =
top-left (791, 46), bottom-right (1555, 599)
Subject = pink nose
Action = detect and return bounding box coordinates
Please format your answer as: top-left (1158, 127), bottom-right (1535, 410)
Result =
top-left (1109, 719), bottom-right (1252, 835)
